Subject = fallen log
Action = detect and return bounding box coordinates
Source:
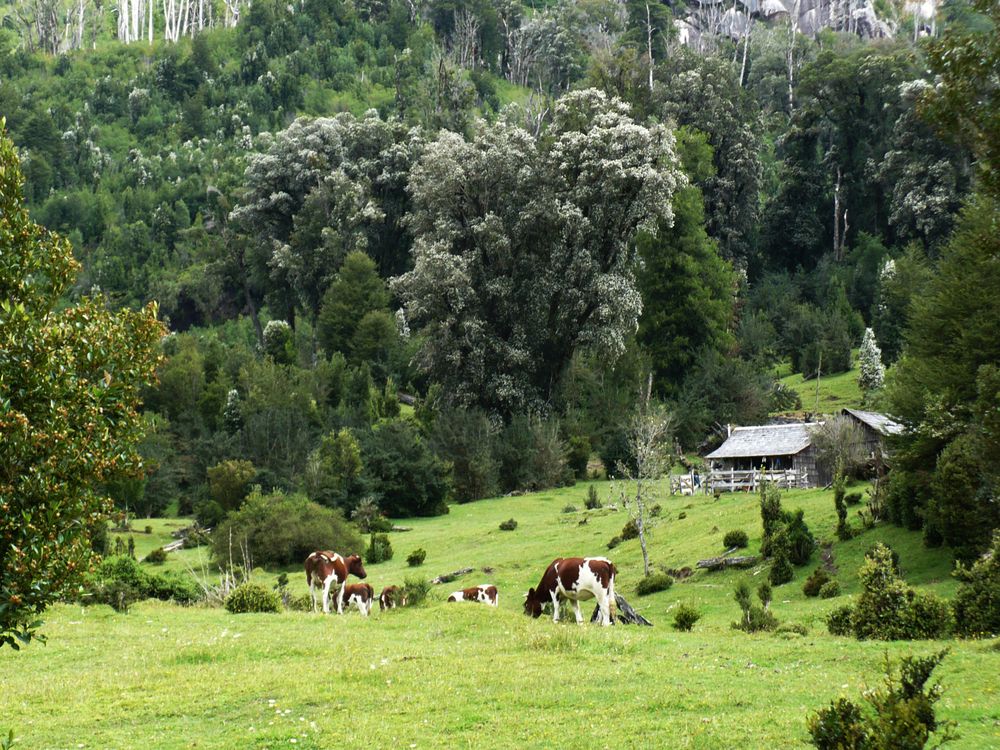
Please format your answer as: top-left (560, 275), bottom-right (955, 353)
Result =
top-left (591, 594), bottom-right (653, 626)
top-left (431, 567), bottom-right (474, 584)
top-left (696, 554), bottom-right (759, 571)
top-left (390, 525), bottom-right (413, 532)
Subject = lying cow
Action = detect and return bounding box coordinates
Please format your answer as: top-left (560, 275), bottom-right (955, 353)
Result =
top-left (304, 551), bottom-right (367, 614)
top-left (524, 557), bottom-right (616, 626)
top-left (447, 584), bottom-right (498, 607)
top-left (379, 585), bottom-right (407, 611)
top-left (342, 583), bottom-right (374, 617)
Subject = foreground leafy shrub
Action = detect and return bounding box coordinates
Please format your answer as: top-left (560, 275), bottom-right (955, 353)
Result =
top-left (827, 605), bottom-right (855, 636)
top-left (819, 580), bottom-right (841, 599)
top-left (635, 573), bottom-right (673, 596)
top-left (224, 583), bottom-right (281, 614)
top-left (769, 528), bottom-right (794, 586)
top-left (585, 485), bottom-right (601, 510)
top-left (803, 568), bottom-right (831, 597)
top-left (952, 531), bottom-right (1000, 637)
top-left (147, 571), bottom-right (202, 604)
top-left (83, 556), bottom-right (200, 611)
top-left (732, 580), bottom-right (778, 633)
top-left (723, 530), bottom-right (749, 549)
top-left (807, 651), bottom-right (956, 750)
top-left (212, 488), bottom-right (362, 568)
top-left (620, 519), bottom-right (639, 540)
top-left (406, 548), bottom-right (427, 567)
top-left (673, 605), bottom-right (701, 631)
top-left (499, 518), bottom-right (517, 531)
top-left (143, 547), bottom-right (167, 565)
top-left (785, 509), bottom-right (816, 565)
top-left (562, 504), bottom-right (577, 513)
top-left (402, 576), bottom-right (430, 606)
top-left (366, 533), bottom-right (393, 564)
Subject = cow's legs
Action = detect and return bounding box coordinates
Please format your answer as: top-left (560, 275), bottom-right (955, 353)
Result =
top-left (595, 591), bottom-right (611, 626)
top-left (321, 574), bottom-right (336, 614)
top-left (309, 579), bottom-right (318, 613)
top-left (550, 591), bottom-right (561, 623)
top-left (573, 599), bottom-right (583, 624)
top-left (335, 583), bottom-right (346, 614)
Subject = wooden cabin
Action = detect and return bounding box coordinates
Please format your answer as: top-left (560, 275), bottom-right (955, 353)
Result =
top-left (703, 422), bottom-right (821, 492)
top-left (840, 408), bottom-right (903, 455)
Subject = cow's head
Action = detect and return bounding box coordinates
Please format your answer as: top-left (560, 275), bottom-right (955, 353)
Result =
top-left (523, 587), bottom-right (543, 618)
top-left (346, 554), bottom-right (368, 579)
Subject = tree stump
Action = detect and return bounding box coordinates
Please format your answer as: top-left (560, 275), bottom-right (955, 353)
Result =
top-left (591, 594), bottom-right (653, 626)
top-left (431, 567), bottom-right (474, 584)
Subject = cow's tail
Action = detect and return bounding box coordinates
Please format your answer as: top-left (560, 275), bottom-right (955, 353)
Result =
top-left (608, 563), bottom-right (618, 624)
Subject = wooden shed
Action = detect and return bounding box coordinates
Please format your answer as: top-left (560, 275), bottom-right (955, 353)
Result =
top-left (703, 422), bottom-right (821, 492)
top-left (841, 408), bottom-right (903, 455)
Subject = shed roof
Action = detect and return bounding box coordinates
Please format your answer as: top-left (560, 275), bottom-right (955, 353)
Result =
top-left (842, 408), bottom-right (903, 436)
top-left (704, 422), bottom-right (819, 459)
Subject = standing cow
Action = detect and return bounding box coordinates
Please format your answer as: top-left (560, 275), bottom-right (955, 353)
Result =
top-left (523, 557), bottom-right (616, 626)
top-left (379, 585), bottom-right (407, 611)
top-left (305, 551), bottom-right (367, 614)
top-left (342, 583), bottom-right (375, 617)
top-left (447, 584), bottom-right (498, 607)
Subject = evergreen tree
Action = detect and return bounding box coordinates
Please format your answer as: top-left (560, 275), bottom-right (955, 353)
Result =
top-left (858, 327), bottom-right (885, 393)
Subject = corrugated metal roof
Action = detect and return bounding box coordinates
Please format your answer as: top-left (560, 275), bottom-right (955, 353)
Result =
top-left (704, 422), bottom-right (819, 459)
top-left (842, 408), bottom-right (903, 436)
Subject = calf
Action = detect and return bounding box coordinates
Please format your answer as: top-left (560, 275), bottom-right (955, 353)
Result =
top-left (379, 585), bottom-right (407, 611)
top-left (524, 557), bottom-right (616, 626)
top-left (304, 551), bottom-right (367, 614)
top-left (447, 584), bottom-right (498, 607)
top-left (342, 583), bottom-right (374, 617)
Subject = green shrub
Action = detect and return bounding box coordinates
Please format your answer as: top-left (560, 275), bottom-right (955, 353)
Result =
top-left (827, 605), bottom-right (855, 636)
top-left (952, 530), bottom-right (1000, 637)
top-left (206, 459), bottom-right (257, 511)
top-left (723, 530), bottom-right (749, 549)
top-left (144, 525), bottom-right (153, 534)
top-left (143, 547), bottom-right (167, 565)
top-left (803, 568), bottom-right (831, 597)
top-left (195, 499), bottom-right (227, 528)
top-left (366, 533), bottom-right (393, 564)
top-left (402, 576), bottom-right (430, 606)
top-left (286, 594), bottom-right (313, 612)
top-left (732, 580), bottom-right (779, 633)
top-left (585, 485), bottom-right (601, 510)
top-left (566, 435), bottom-right (591, 479)
top-left (635, 573), bottom-right (673, 596)
top-left (844, 492), bottom-right (863, 506)
top-left (225, 583), bottom-right (282, 614)
top-left (499, 518), bottom-right (517, 531)
top-left (406, 548), bottom-right (426, 567)
top-left (819, 580), bottom-right (841, 599)
top-left (807, 651), bottom-right (955, 750)
top-left (562, 504), bottom-right (577, 513)
top-left (360, 419), bottom-right (451, 517)
top-left (147, 571), bottom-right (201, 605)
top-left (620, 519), bottom-right (639, 540)
top-left (84, 556), bottom-right (200, 610)
top-left (865, 542), bottom-right (900, 573)
top-left (769, 528), bottom-right (794, 586)
top-left (607, 535), bottom-right (621, 550)
top-left (785, 509), bottom-right (815, 565)
top-left (650, 504), bottom-right (662, 517)
top-left (212, 488), bottom-right (362, 568)
top-left (429, 408), bottom-right (498, 503)
top-left (776, 622), bottom-right (809, 636)
top-left (673, 605), bottom-right (701, 631)
top-left (678, 511), bottom-right (687, 520)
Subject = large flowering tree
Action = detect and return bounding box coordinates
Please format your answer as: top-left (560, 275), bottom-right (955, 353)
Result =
top-left (0, 123), bottom-right (163, 648)
top-left (394, 89), bottom-right (681, 415)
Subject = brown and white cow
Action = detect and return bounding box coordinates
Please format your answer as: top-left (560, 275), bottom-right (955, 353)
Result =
top-left (524, 557), bottom-right (616, 626)
top-left (342, 583), bottom-right (374, 617)
top-left (447, 584), bottom-right (498, 607)
top-left (304, 551), bottom-right (367, 614)
top-left (379, 585), bottom-right (407, 611)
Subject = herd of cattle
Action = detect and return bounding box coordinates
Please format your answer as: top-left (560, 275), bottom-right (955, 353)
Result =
top-left (304, 551), bottom-right (618, 626)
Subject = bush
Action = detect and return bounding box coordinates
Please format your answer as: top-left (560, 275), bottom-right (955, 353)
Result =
top-left (673, 604), bottom-right (701, 632)
top-left (606, 535), bottom-right (621, 549)
top-left (499, 518), bottom-right (517, 531)
top-left (195, 499), bottom-right (227, 529)
top-left (224, 582), bottom-right (282, 614)
top-left (429, 408), bottom-right (498, 503)
top-left (678, 511), bottom-right (687, 520)
top-left (650, 504), bottom-right (662, 517)
top-left (776, 622), bottom-right (809, 636)
top-left (827, 605), bottom-right (855, 636)
top-left (146, 571), bottom-right (201, 605)
top-left (724, 530), bottom-right (749, 549)
top-left (732, 580), bottom-right (779, 633)
top-left (620, 519), bottom-right (639, 540)
top-left (952, 531), bottom-right (1000, 637)
top-left (143, 547), bottom-right (167, 565)
top-left (635, 573), bottom-right (673, 596)
top-left (212, 488), bottom-right (362, 568)
top-left (360, 420), bottom-right (450, 517)
top-left (807, 651), bottom-right (955, 750)
top-left (803, 568), bottom-right (831, 597)
top-left (83, 556), bottom-right (201, 611)
top-left (401, 576), bottom-right (430, 606)
top-left (366, 533), bottom-right (393, 564)
top-left (785, 509), bottom-right (816, 565)
top-left (562, 504), bottom-right (577, 514)
top-left (144, 525), bottom-right (153, 534)
top-left (845, 493), bottom-right (863, 506)
top-left (406, 548), bottom-right (426, 567)
top-left (819, 580), bottom-right (841, 599)
top-left (769, 528), bottom-right (794, 586)
top-left (865, 542), bottom-right (900, 573)
top-left (585, 485), bottom-right (601, 510)
top-left (206, 459), bottom-right (257, 511)
top-left (566, 435), bottom-right (591, 480)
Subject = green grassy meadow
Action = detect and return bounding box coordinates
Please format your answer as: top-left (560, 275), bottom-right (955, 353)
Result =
top-left (775, 352), bottom-right (865, 416)
top-left (4, 482), bottom-right (1000, 749)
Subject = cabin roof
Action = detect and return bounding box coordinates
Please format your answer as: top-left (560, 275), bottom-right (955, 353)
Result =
top-left (704, 422), bottom-right (819, 459)
top-left (842, 408), bottom-right (903, 436)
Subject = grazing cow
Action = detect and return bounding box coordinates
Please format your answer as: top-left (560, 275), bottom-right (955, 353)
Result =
top-left (379, 585), bottom-right (407, 611)
top-left (447, 584), bottom-right (498, 607)
top-left (304, 551), bottom-right (367, 614)
top-left (342, 583), bottom-right (374, 617)
top-left (524, 557), bottom-right (616, 626)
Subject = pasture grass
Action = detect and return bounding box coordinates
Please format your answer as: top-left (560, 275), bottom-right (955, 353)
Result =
top-left (774, 351), bottom-right (866, 416)
top-left (6, 481), bottom-right (1000, 749)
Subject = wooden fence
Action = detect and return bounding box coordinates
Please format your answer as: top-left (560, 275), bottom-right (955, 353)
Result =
top-left (704, 468), bottom-right (809, 493)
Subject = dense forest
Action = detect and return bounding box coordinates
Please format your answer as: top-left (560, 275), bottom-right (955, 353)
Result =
top-left (1, 0), bottom-right (997, 565)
